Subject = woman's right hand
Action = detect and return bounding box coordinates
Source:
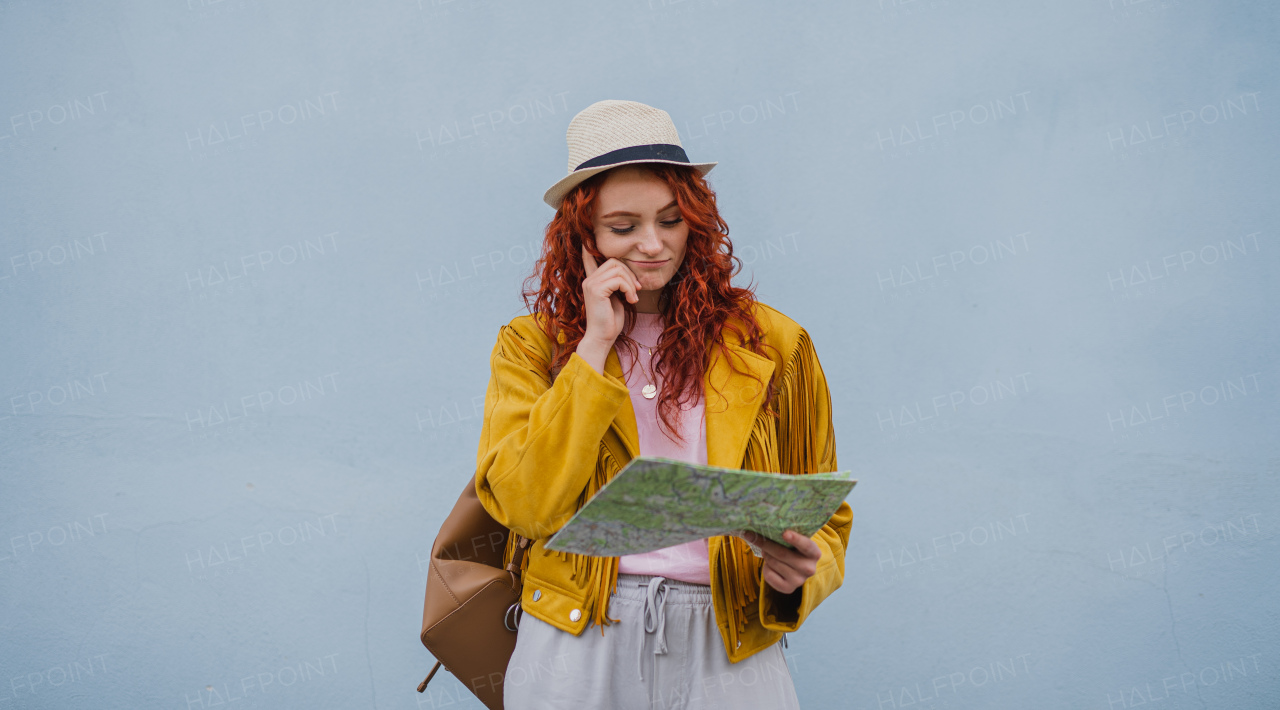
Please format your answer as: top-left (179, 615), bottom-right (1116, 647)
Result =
top-left (580, 244), bottom-right (641, 347)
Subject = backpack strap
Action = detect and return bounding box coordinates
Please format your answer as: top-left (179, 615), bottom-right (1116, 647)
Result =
top-left (416, 660), bottom-right (441, 693)
top-left (505, 535), bottom-right (531, 581)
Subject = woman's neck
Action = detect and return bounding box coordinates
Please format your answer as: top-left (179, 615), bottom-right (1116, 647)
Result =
top-left (632, 311), bottom-right (663, 321)
top-left (628, 311), bottom-right (664, 338)
top-left (635, 289), bottom-right (663, 313)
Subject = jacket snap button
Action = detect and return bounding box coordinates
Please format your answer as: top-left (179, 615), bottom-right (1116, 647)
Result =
top-left (569, 609), bottom-right (582, 622)
top-left (531, 590), bottom-right (541, 602)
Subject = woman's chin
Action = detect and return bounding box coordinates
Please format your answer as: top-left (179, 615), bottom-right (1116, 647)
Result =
top-left (648, 273), bottom-right (679, 290)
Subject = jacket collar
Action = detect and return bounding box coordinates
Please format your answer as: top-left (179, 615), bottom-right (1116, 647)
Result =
top-left (603, 338), bottom-right (776, 468)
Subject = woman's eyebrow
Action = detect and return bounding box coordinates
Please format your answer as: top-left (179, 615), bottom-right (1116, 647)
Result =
top-left (598, 201), bottom-right (679, 220)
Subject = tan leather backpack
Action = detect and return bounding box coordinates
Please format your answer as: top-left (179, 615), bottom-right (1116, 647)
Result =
top-left (416, 477), bottom-right (529, 710)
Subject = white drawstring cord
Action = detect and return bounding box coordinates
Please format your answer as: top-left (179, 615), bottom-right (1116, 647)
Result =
top-left (638, 576), bottom-right (671, 682)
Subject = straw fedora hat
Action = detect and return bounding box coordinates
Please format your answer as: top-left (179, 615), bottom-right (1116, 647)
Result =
top-left (543, 99), bottom-right (717, 209)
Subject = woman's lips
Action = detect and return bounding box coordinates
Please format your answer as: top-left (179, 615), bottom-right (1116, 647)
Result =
top-left (629, 259), bottom-right (669, 267)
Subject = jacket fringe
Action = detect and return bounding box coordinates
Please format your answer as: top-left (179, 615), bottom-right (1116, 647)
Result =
top-left (772, 327), bottom-right (828, 478)
top-left (723, 327), bottom-right (826, 643)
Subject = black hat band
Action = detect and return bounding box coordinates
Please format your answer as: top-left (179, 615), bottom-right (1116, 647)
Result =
top-left (574, 144), bottom-right (691, 171)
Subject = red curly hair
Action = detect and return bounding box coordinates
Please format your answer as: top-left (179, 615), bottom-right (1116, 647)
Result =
top-left (521, 163), bottom-right (779, 444)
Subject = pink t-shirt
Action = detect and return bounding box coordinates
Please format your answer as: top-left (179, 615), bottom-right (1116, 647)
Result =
top-left (614, 312), bottom-right (712, 585)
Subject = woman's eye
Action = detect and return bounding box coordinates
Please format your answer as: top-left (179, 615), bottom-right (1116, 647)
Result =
top-left (609, 226), bottom-right (636, 235)
top-left (660, 217), bottom-right (683, 227)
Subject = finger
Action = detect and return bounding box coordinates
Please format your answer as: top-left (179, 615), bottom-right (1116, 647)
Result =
top-left (581, 244), bottom-right (598, 277)
top-left (616, 260), bottom-right (643, 290)
top-left (618, 274), bottom-right (640, 304)
top-left (783, 530), bottom-right (823, 561)
top-left (599, 258), bottom-right (643, 291)
top-left (769, 556), bottom-right (810, 588)
top-left (601, 265), bottom-right (640, 302)
top-left (762, 564), bottom-right (799, 595)
top-left (755, 534), bottom-right (817, 576)
top-left (762, 548), bottom-right (815, 580)
top-left (598, 273), bottom-right (638, 304)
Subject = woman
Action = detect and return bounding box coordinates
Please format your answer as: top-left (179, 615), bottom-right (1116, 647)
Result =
top-left (474, 100), bottom-right (852, 709)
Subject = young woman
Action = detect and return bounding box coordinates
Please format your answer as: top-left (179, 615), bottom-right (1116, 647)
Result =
top-left (473, 99), bottom-right (852, 709)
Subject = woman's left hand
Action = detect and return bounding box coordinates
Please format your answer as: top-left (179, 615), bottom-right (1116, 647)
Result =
top-left (746, 530), bottom-right (823, 595)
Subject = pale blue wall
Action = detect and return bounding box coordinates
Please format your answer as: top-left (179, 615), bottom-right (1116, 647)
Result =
top-left (1, 1), bottom-right (1277, 708)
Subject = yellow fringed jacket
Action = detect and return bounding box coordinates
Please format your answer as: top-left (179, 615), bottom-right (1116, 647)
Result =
top-left (474, 302), bottom-right (853, 663)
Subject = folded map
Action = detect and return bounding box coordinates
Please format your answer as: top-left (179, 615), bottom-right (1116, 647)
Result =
top-left (544, 456), bottom-right (856, 558)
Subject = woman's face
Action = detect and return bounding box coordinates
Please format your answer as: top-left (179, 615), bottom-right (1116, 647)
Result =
top-left (591, 165), bottom-right (689, 297)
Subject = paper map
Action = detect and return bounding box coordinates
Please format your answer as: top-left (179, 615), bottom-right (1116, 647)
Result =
top-left (544, 456), bottom-right (856, 557)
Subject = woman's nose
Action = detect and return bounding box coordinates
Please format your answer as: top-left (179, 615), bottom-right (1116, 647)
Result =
top-left (636, 225), bottom-right (663, 256)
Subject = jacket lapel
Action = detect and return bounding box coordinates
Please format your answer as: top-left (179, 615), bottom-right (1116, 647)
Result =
top-left (603, 340), bottom-right (776, 469)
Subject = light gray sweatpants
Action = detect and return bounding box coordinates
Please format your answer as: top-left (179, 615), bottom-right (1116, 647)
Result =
top-left (503, 573), bottom-right (801, 710)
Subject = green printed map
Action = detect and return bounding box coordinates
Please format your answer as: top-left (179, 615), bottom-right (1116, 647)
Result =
top-left (544, 456), bottom-right (856, 557)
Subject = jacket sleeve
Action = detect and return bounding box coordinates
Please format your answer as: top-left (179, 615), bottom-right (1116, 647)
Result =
top-left (757, 327), bottom-right (853, 632)
top-left (473, 323), bottom-right (632, 540)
